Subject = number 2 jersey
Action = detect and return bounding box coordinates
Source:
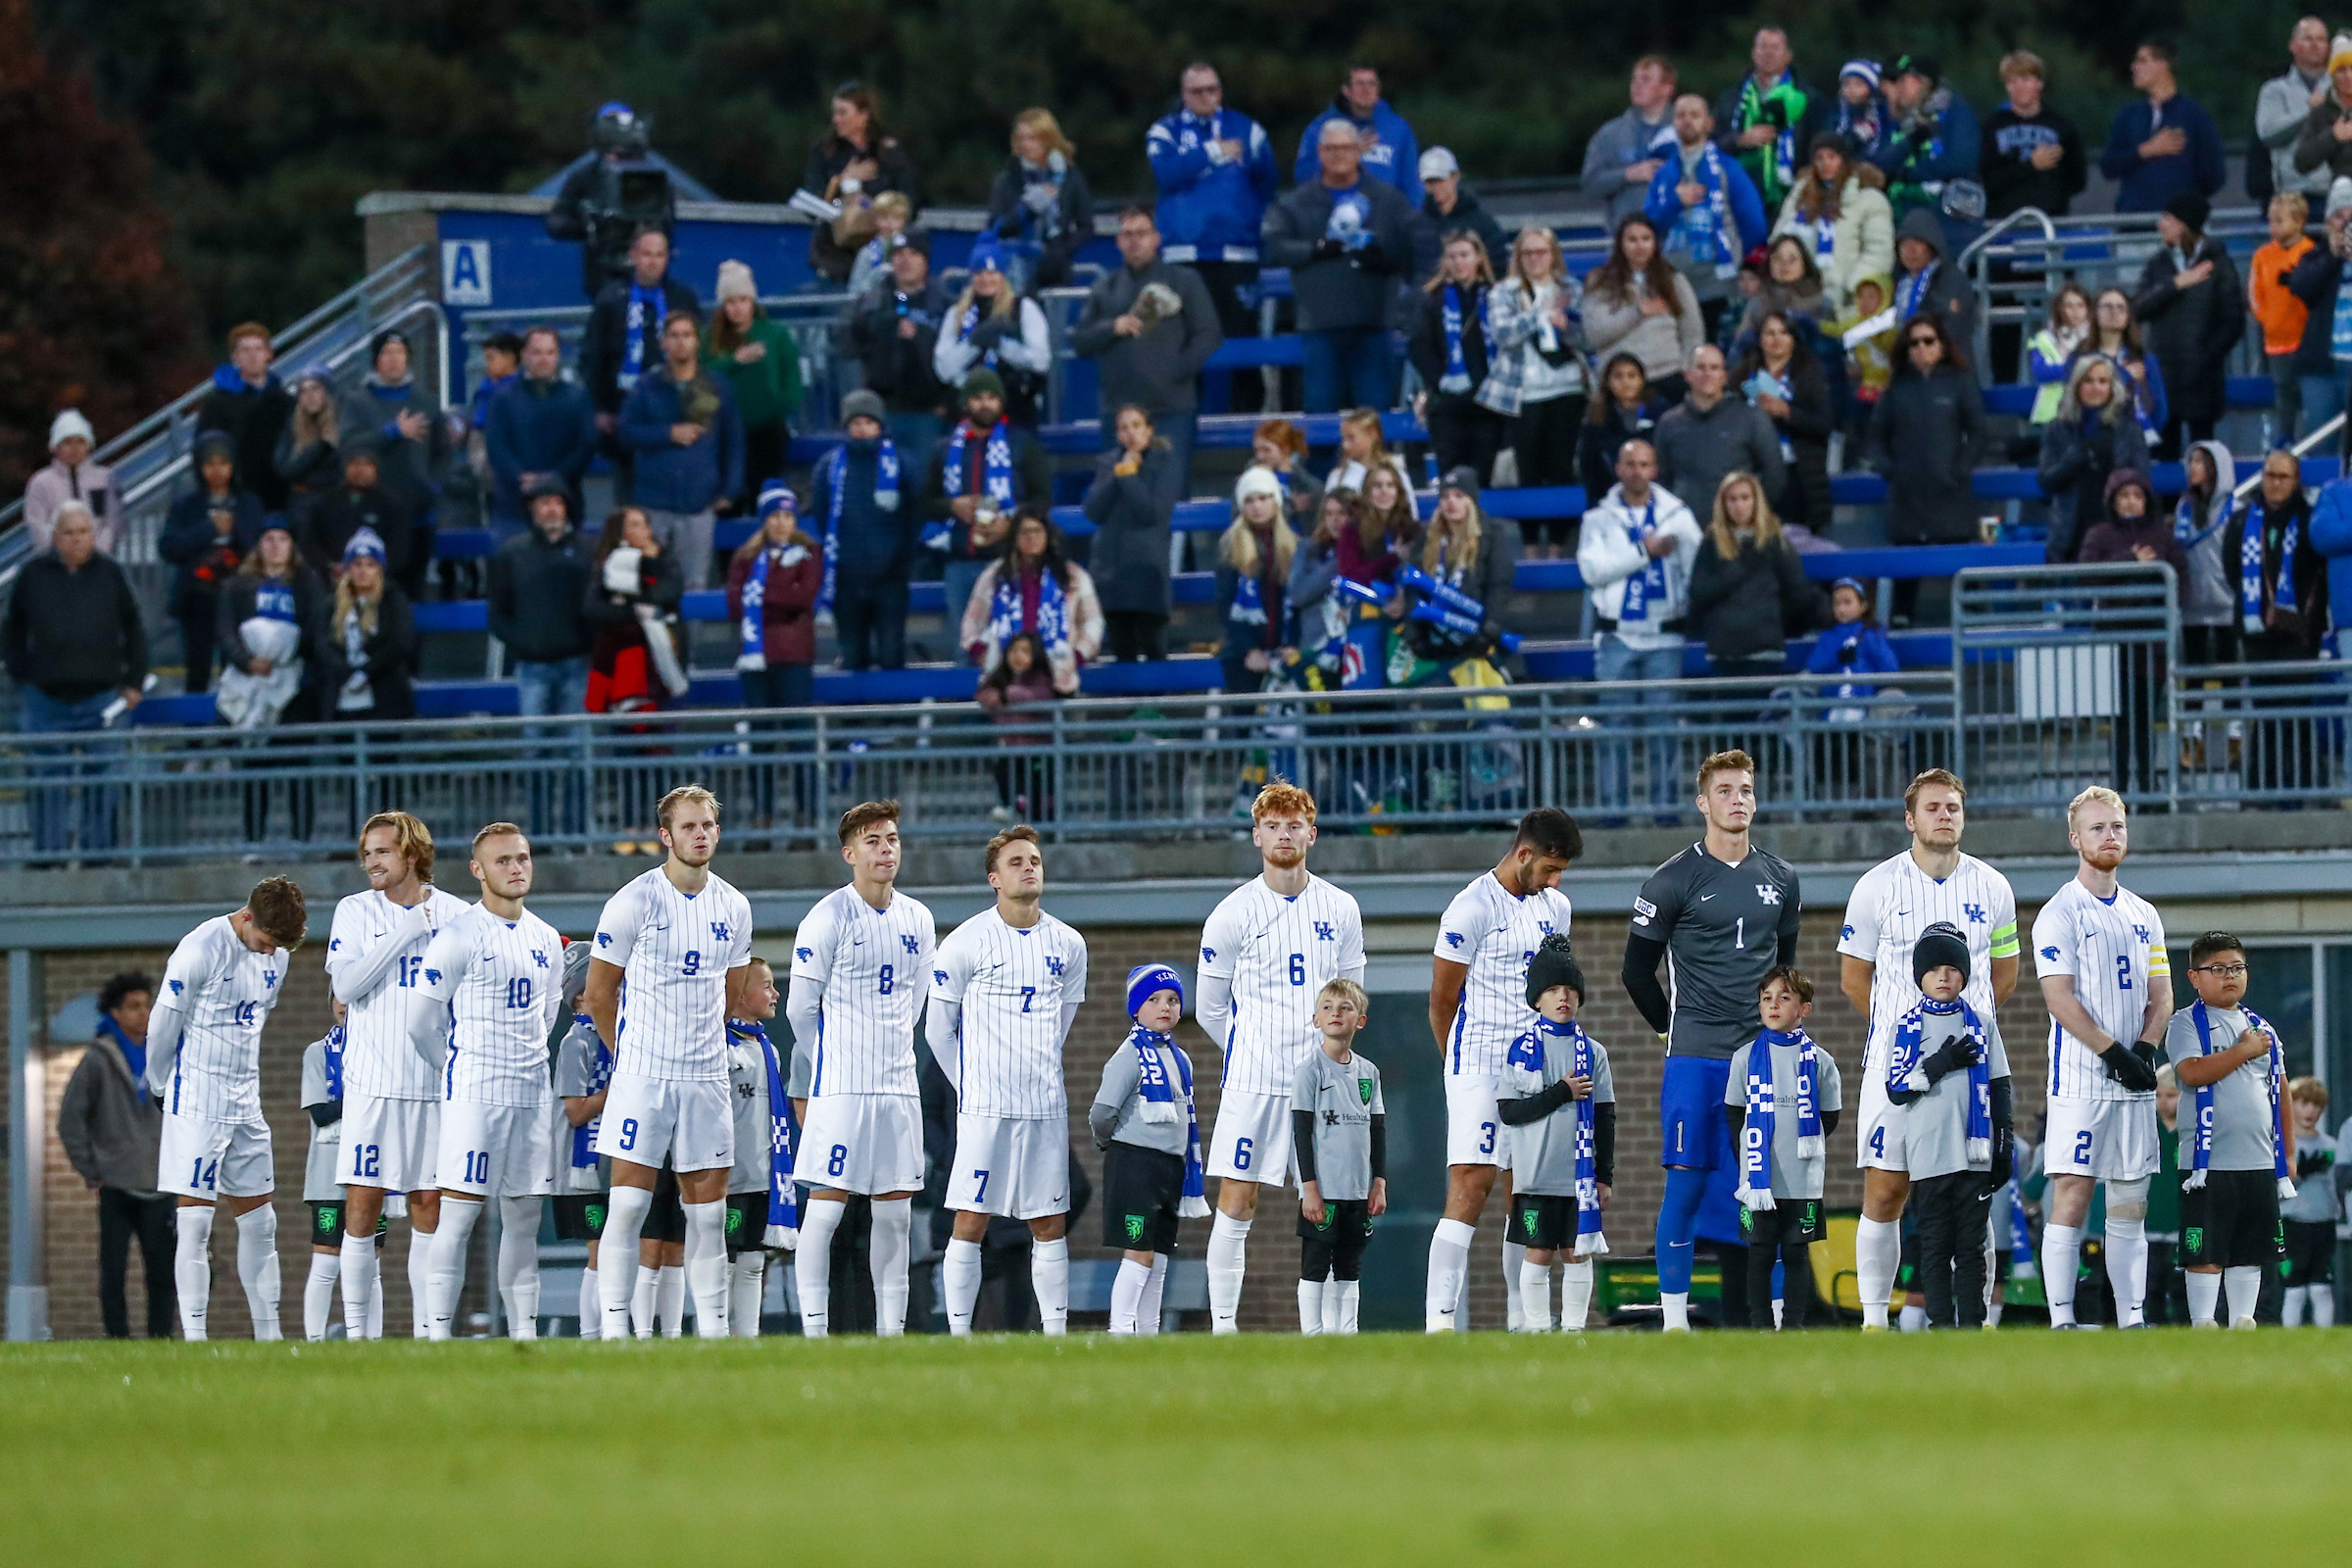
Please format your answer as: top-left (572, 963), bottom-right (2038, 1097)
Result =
top-left (594, 867), bottom-right (756, 1084)
top-left (156, 913), bottom-right (288, 1121)
top-left (792, 883), bottom-right (938, 1099)
top-left (416, 903), bottom-right (567, 1105)
top-left (1198, 873), bottom-right (1366, 1098)
top-left (2032, 877), bottom-right (2169, 1102)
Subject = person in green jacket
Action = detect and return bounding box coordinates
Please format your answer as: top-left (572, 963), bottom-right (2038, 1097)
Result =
top-left (704, 260), bottom-right (804, 513)
top-left (2147, 1062), bottom-right (2185, 1323)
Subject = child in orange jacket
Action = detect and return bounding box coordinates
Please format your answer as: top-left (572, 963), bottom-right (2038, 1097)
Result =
top-left (2250, 192), bottom-right (2318, 441)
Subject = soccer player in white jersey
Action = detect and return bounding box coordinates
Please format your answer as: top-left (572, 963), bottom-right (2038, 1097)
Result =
top-left (585, 784), bottom-right (757, 1339)
top-left (1197, 783), bottom-right (1367, 1334)
top-left (787, 799), bottom-right (938, 1337)
top-left (145, 877), bottom-right (308, 1341)
top-left (2033, 785), bottom-right (2173, 1328)
top-left (409, 824), bottom-right (566, 1340)
top-left (927, 825), bottom-right (1090, 1336)
top-left (326, 811), bottom-right (467, 1338)
top-left (1424, 808), bottom-right (1582, 1333)
top-left (1837, 769), bottom-right (2021, 1331)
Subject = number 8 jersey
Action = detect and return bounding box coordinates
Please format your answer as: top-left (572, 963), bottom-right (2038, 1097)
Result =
top-left (594, 867), bottom-right (756, 1083)
top-left (792, 883), bottom-right (938, 1098)
top-left (2032, 877), bottom-right (2170, 1102)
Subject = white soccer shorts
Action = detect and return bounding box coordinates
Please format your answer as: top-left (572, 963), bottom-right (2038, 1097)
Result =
top-left (946, 1112), bottom-right (1071, 1219)
top-left (1206, 1088), bottom-right (1295, 1186)
top-left (797, 1092), bottom-right (924, 1195)
top-left (1855, 1074), bottom-right (1908, 1172)
top-left (1444, 1073), bottom-right (1504, 1168)
top-left (343, 1093), bottom-right (440, 1192)
top-left (592, 1070), bottom-right (735, 1173)
top-left (438, 1100), bottom-right (558, 1199)
top-left (2043, 1094), bottom-right (2159, 1182)
top-left (158, 1111), bottom-right (274, 1199)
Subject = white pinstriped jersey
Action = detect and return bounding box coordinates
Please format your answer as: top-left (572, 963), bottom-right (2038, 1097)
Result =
top-left (930, 907), bottom-right (1089, 1119)
top-left (1837, 851), bottom-right (2020, 1076)
top-left (159, 915), bottom-right (286, 1122)
top-left (416, 904), bottom-right (566, 1106)
top-left (329, 886), bottom-right (468, 1100)
top-left (1434, 872), bottom-right (1573, 1077)
top-left (594, 867), bottom-right (755, 1083)
top-left (793, 884), bottom-right (938, 1098)
top-left (2033, 878), bottom-right (2171, 1102)
top-left (1198, 873), bottom-right (1367, 1097)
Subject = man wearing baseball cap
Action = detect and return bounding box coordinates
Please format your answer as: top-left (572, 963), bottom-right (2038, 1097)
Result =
top-left (1411, 146), bottom-right (1506, 283)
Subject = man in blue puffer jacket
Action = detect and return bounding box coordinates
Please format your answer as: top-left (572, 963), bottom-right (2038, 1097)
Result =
top-left (2306, 473), bottom-right (2352, 652)
top-left (1150, 61), bottom-right (1280, 368)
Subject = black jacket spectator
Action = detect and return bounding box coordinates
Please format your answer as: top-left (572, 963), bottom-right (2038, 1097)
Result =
top-left (1411, 184), bottom-right (1509, 283)
top-left (1406, 278), bottom-right (1495, 392)
top-left (1688, 526), bottom-right (1822, 662)
top-left (986, 154), bottom-right (1095, 289)
top-left (3, 549), bottom-right (148, 702)
top-left (196, 368), bottom-right (294, 513)
top-left (316, 583), bottom-right (417, 721)
top-left (1069, 260), bottom-right (1223, 416)
top-left (220, 564), bottom-right (326, 718)
top-left (1260, 178), bottom-right (1417, 332)
top-left (850, 273), bottom-right (954, 416)
top-left (1577, 394), bottom-right (1664, 502)
top-left (2036, 382), bottom-right (2151, 564)
top-left (804, 130), bottom-right (922, 284)
top-left (485, 375), bottom-right (599, 521)
top-left (299, 475), bottom-right (425, 595)
top-left (581, 274), bottom-right (702, 416)
top-left (1891, 208), bottom-right (1978, 361)
top-left (811, 435), bottom-right (922, 586)
top-left (488, 525), bottom-right (595, 663)
top-left (2284, 244), bottom-right (2345, 376)
top-left (2132, 228), bottom-right (2245, 429)
top-left (1866, 354), bottom-right (1985, 544)
top-left (160, 486), bottom-right (267, 607)
top-left (1734, 338), bottom-right (1835, 530)
top-left (1082, 443), bottom-right (1182, 619)
top-left (917, 421), bottom-right (1053, 560)
top-left (1980, 102), bottom-right (2087, 218)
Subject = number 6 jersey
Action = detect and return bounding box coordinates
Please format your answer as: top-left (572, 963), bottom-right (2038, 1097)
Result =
top-left (594, 867), bottom-right (756, 1084)
top-left (2032, 877), bottom-right (2169, 1102)
top-left (791, 883), bottom-right (938, 1098)
top-left (416, 904), bottom-right (567, 1105)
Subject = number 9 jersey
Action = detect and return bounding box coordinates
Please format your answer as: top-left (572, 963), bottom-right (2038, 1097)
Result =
top-left (593, 866), bottom-right (756, 1083)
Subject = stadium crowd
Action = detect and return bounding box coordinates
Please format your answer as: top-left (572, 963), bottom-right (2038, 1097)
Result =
top-left (7, 25), bottom-right (2352, 771)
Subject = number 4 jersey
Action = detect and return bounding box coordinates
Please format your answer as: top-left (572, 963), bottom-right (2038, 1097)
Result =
top-left (594, 867), bottom-right (756, 1084)
top-left (2032, 877), bottom-right (2169, 1102)
top-left (416, 904), bottom-right (567, 1104)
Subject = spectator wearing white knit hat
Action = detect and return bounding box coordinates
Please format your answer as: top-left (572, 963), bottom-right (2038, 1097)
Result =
top-left (24, 411), bottom-right (118, 556)
top-left (702, 259), bottom-right (802, 516)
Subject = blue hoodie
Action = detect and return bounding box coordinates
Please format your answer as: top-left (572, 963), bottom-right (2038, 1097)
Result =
top-left (1295, 95), bottom-right (1421, 197)
top-left (1148, 106), bottom-right (1279, 265)
top-left (2304, 475), bottom-right (2352, 644)
top-left (1804, 615), bottom-right (1900, 703)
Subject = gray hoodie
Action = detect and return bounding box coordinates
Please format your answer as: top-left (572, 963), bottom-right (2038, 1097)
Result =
top-left (58, 1032), bottom-right (163, 1196)
top-left (1581, 105), bottom-right (1678, 227)
top-left (2174, 439), bottom-right (2237, 628)
top-left (2259, 68), bottom-right (2332, 199)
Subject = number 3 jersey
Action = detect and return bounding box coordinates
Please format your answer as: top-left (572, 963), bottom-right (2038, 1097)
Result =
top-left (594, 867), bottom-right (756, 1084)
top-left (416, 904), bottom-right (567, 1105)
top-left (791, 884), bottom-right (937, 1099)
top-left (1198, 873), bottom-right (1366, 1098)
top-left (2032, 877), bottom-right (2169, 1102)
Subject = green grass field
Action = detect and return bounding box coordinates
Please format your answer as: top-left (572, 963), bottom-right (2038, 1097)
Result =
top-left (7, 1331), bottom-right (2348, 1565)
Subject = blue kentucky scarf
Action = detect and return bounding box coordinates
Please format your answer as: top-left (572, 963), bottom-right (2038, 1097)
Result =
top-left (737, 540), bottom-right (810, 672)
top-left (2185, 1000), bottom-right (2294, 1196)
top-left (946, 418), bottom-right (1016, 508)
top-left (987, 562), bottom-right (1071, 664)
top-left (1737, 1025), bottom-right (1823, 1209)
top-left (1440, 283), bottom-right (1488, 394)
top-left (1617, 495), bottom-right (1665, 621)
top-left (1504, 1017), bottom-right (1609, 1255)
top-left (2241, 503), bottom-right (2301, 633)
top-left (1888, 996), bottom-right (1991, 1164)
top-left (567, 1015), bottom-right (614, 1174)
top-left (1130, 1025), bottom-right (1210, 1216)
top-left (1896, 261), bottom-right (1935, 324)
top-left (99, 1012), bottom-right (148, 1091)
top-left (732, 1020), bottom-right (803, 1243)
top-left (819, 439), bottom-right (899, 615)
top-left (1672, 143), bottom-right (1741, 276)
top-left (2334, 282), bottom-right (2352, 363)
top-left (621, 282), bottom-right (665, 386)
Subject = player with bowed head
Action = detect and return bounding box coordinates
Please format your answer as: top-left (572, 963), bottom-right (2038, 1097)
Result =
top-left (583, 785), bottom-right (756, 1339)
top-left (1424, 808), bottom-right (1583, 1333)
top-left (1198, 783), bottom-right (1366, 1334)
top-left (927, 825), bottom-right (1089, 1335)
top-left (787, 800), bottom-right (938, 1337)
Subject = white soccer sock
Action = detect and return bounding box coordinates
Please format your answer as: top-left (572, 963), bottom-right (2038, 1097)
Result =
top-left (1502, 1240), bottom-right (1527, 1332)
top-left (339, 1229), bottom-right (376, 1339)
top-left (1519, 1259), bottom-right (1554, 1332)
top-left (2186, 1270), bottom-right (2222, 1326)
top-left (303, 1253), bottom-right (341, 1342)
top-left (425, 1199), bottom-right (481, 1341)
top-left (174, 1205), bottom-right (215, 1341)
top-left (1425, 1217), bottom-right (1474, 1333)
top-left (1139, 1253), bottom-right (1169, 1334)
top-left (1660, 1291), bottom-right (1690, 1332)
top-left (729, 1253), bottom-right (765, 1339)
top-left (1033, 1236), bottom-right (1070, 1336)
top-left (366, 1243), bottom-right (384, 1339)
top-left (1332, 1278), bottom-right (1361, 1335)
top-left (597, 1185), bottom-right (653, 1343)
top-left (1563, 1259), bottom-right (1595, 1332)
top-left (2041, 1223), bottom-right (2082, 1327)
top-left (577, 1266), bottom-right (601, 1340)
top-left (235, 1205), bottom-right (281, 1341)
top-left (2225, 1265), bottom-right (2264, 1326)
top-left (1298, 1276), bottom-right (1326, 1335)
top-left (1855, 1216), bottom-right (1900, 1331)
top-left (1984, 1241), bottom-right (2004, 1328)
top-left (2284, 1285), bottom-right (2309, 1328)
top-left (657, 1264), bottom-right (686, 1338)
top-left (498, 1197), bottom-right (541, 1338)
top-left (869, 1198), bottom-right (912, 1337)
top-left (1898, 1302), bottom-right (1928, 1332)
top-left (407, 1221), bottom-right (437, 1338)
top-left (632, 1268), bottom-right (658, 1338)
top-left (2105, 1217), bottom-right (2147, 1326)
top-left (2312, 1284), bottom-right (2335, 1328)
top-left (942, 1238), bottom-right (984, 1336)
top-left (1109, 1257), bottom-right (1150, 1335)
top-left (1207, 1212), bottom-right (1252, 1335)
top-left (795, 1199), bottom-right (845, 1338)
top-left (682, 1199), bottom-right (730, 1339)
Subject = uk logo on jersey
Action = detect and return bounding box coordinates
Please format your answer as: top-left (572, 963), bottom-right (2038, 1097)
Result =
top-left (1756, 884), bottom-right (1783, 906)
top-left (1314, 921), bottom-right (1336, 942)
top-left (900, 934), bottom-right (921, 955)
top-left (2041, 945), bottom-right (2061, 961)
top-left (1963, 905), bottom-right (1986, 924)
top-left (1045, 956), bottom-right (1065, 976)
top-left (263, 970), bottom-right (278, 988)
top-left (1538, 921), bottom-right (1554, 936)
top-left (710, 922), bottom-right (731, 943)
top-left (2133, 924), bottom-right (2149, 942)
top-left (531, 950), bottom-right (549, 968)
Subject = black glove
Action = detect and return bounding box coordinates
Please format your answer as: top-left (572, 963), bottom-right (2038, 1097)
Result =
top-left (2099, 1044), bottom-right (2159, 1094)
top-left (965, 317), bottom-right (1008, 350)
top-left (1988, 1129), bottom-right (2016, 1189)
top-left (2132, 1040), bottom-right (2164, 1078)
top-left (2297, 1148), bottom-right (2335, 1180)
top-left (1921, 1033), bottom-right (1978, 1086)
top-left (1886, 1086), bottom-right (1925, 1108)
top-left (1311, 236), bottom-right (1348, 262)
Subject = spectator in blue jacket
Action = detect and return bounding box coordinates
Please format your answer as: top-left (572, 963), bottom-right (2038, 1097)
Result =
top-left (2099, 40), bottom-right (2227, 215)
top-left (1149, 62), bottom-right (1280, 362)
top-left (1644, 94), bottom-right (1769, 338)
top-left (485, 326), bottom-right (598, 535)
top-left (1806, 576), bottom-right (1900, 705)
top-left (1295, 64), bottom-right (1420, 198)
top-left (2307, 469), bottom-right (2352, 637)
top-left (1873, 54), bottom-right (1981, 239)
top-left (617, 312), bottom-right (744, 592)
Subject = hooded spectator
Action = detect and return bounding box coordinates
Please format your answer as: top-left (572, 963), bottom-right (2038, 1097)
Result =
top-left (2260, 18), bottom-right (2335, 201)
top-left (1261, 121), bottom-right (1416, 412)
top-left (2172, 439), bottom-right (2240, 659)
top-left (1982, 52), bottom-right (2087, 219)
top-left (1410, 147), bottom-right (1508, 282)
top-left (2103, 40), bottom-right (2227, 214)
top-left (932, 239), bottom-right (1054, 426)
top-left (1773, 132), bottom-right (1892, 317)
top-left (1582, 56), bottom-right (1680, 229)
top-left (195, 321), bottom-right (295, 513)
top-left (1711, 27), bottom-right (1829, 213)
top-left (986, 108), bottom-right (1095, 290)
top-left (848, 230), bottom-right (954, 455)
top-left (2037, 355), bottom-right (2152, 564)
top-left (160, 432), bottom-right (267, 694)
top-left (1408, 229), bottom-right (1504, 482)
top-left (1082, 403), bottom-right (1183, 662)
top-left (24, 410), bottom-right (117, 556)
top-left (1582, 217), bottom-right (1704, 394)
top-left (805, 81), bottom-right (923, 284)
top-left (1295, 63), bottom-right (1421, 196)
top-left (2132, 188), bottom-right (2244, 456)
top-left (485, 326), bottom-right (598, 531)
top-left (704, 260), bottom-right (803, 515)
top-left (2080, 467), bottom-right (2186, 795)
top-left (1147, 62), bottom-right (1280, 363)
top-left (1070, 206), bottom-right (1223, 497)
top-left (1874, 53), bottom-right (1984, 237)
top-left (1890, 207), bottom-right (1979, 363)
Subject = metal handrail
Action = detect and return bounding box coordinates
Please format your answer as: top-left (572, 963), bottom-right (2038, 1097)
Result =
top-left (2231, 413), bottom-right (2348, 502)
top-left (1959, 206), bottom-right (2058, 272)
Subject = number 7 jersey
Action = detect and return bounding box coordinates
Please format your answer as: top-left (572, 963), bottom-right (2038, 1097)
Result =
top-left (594, 867), bottom-right (756, 1084)
top-left (792, 883), bottom-right (938, 1098)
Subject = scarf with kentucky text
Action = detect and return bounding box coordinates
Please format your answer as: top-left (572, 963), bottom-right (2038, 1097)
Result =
top-left (2186, 1001), bottom-right (2293, 1198)
top-left (733, 1019), bottom-right (803, 1243)
top-left (1131, 1025), bottom-right (1210, 1217)
top-left (1738, 1024), bottom-right (1823, 1210)
top-left (1887, 996), bottom-right (1989, 1164)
